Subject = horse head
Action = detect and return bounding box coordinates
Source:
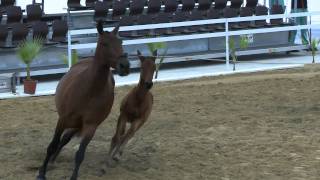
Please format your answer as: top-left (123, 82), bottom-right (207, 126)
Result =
top-left (96, 21), bottom-right (130, 76)
top-left (137, 50), bottom-right (157, 89)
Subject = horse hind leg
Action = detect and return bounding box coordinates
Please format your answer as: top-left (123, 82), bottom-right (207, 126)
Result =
top-left (70, 125), bottom-right (97, 180)
top-left (112, 119), bottom-right (144, 161)
top-left (50, 128), bottom-right (78, 163)
top-left (37, 121), bottom-right (65, 180)
top-left (108, 114), bottom-right (127, 160)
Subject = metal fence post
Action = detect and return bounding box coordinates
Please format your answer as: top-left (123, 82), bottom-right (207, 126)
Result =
top-left (67, 31), bottom-right (72, 69)
top-left (225, 19), bottom-right (230, 69)
top-left (67, 8), bottom-right (72, 69)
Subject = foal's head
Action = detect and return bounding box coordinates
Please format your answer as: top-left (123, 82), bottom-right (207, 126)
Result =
top-left (96, 21), bottom-right (130, 76)
top-left (137, 50), bottom-right (157, 90)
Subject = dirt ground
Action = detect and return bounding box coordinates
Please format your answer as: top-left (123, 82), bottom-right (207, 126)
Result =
top-left (1, 64), bottom-right (320, 180)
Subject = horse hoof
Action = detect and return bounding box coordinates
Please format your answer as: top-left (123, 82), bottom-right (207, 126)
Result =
top-left (36, 175), bottom-right (46, 180)
top-left (70, 175), bottom-right (78, 180)
top-left (112, 153), bottom-right (121, 162)
top-left (106, 158), bottom-right (117, 168)
top-left (97, 168), bottom-right (106, 177)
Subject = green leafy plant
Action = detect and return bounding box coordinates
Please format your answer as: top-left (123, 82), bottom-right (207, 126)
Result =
top-left (147, 41), bottom-right (166, 53)
top-left (61, 49), bottom-right (79, 67)
top-left (147, 42), bottom-right (167, 79)
top-left (155, 48), bottom-right (168, 79)
top-left (310, 38), bottom-right (320, 63)
top-left (17, 38), bottom-right (43, 80)
top-left (229, 37), bottom-right (237, 71)
top-left (240, 35), bottom-right (249, 50)
top-left (229, 36), bottom-right (249, 71)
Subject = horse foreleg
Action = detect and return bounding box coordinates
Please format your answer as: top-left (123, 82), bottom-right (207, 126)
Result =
top-left (112, 119), bottom-right (145, 160)
top-left (50, 128), bottom-right (78, 163)
top-left (37, 123), bottom-right (64, 180)
top-left (70, 125), bottom-right (96, 180)
top-left (108, 114), bottom-right (127, 159)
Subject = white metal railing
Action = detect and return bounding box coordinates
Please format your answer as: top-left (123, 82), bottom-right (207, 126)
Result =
top-left (68, 11), bottom-right (320, 69)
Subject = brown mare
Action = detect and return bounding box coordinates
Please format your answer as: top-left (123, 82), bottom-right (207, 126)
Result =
top-left (108, 50), bottom-right (157, 161)
top-left (37, 21), bottom-right (130, 180)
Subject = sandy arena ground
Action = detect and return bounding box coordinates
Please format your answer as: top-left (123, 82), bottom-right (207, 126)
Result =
top-left (1, 64), bottom-right (320, 180)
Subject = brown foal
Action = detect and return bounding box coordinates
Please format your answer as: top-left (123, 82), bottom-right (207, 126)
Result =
top-left (37, 21), bottom-right (130, 180)
top-left (108, 50), bottom-right (157, 161)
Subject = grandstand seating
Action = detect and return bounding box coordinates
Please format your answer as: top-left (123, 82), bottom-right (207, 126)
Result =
top-left (129, 0), bottom-right (146, 15)
top-left (26, 4), bottom-right (42, 23)
top-left (246, 0), bottom-right (258, 8)
top-left (11, 23), bottom-right (28, 46)
top-left (86, 0), bottom-right (98, 7)
top-left (171, 11), bottom-right (191, 34)
top-left (0, 0), bottom-right (15, 12)
top-left (6, 6), bottom-right (22, 24)
top-left (112, 0), bottom-right (129, 20)
top-left (1, 0), bottom-right (15, 6)
top-left (93, 1), bottom-right (109, 21)
top-left (197, 0), bottom-right (212, 11)
top-left (66, 0), bottom-right (292, 38)
top-left (67, 0), bottom-right (82, 9)
top-left (223, 7), bottom-right (240, 29)
top-left (206, 8), bottom-right (223, 31)
top-left (188, 10), bottom-right (209, 32)
top-left (136, 14), bottom-right (153, 36)
top-left (254, 5), bottom-right (268, 27)
top-left (86, 0), bottom-right (292, 39)
top-left (270, 4), bottom-right (286, 25)
top-left (0, 1), bottom-right (68, 48)
top-left (0, 0), bottom-right (291, 50)
top-left (154, 12), bottom-right (171, 34)
top-left (102, 0), bottom-right (113, 9)
top-left (230, 0), bottom-right (243, 9)
top-left (181, 0), bottom-right (195, 12)
top-left (51, 20), bottom-right (68, 42)
top-left (214, 0), bottom-right (228, 10)
top-left (0, 24), bottom-right (8, 47)
top-left (163, 0), bottom-right (179, 13)
top-left (147, 0), bottom-right (161, 14)
top-left (32, 21), bottom-right (49, 41)
top-left (239, 7), bottom-right (254, 28)
top-left (119, 15), bottom-right (138, 37)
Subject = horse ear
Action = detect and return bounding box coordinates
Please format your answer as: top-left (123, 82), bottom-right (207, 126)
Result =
top-left (152, 50), bottom-right (158, 58)
top-left (97, 20), bottom-right (104, 35)
top-left (137, 50), bottom-right (142, 56)
top-left (112, 24), bottom-right (120, 35)
top-left (137, 50), bottom-right (144, 62)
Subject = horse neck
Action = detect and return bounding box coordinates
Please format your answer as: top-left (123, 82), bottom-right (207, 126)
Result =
top-left (135, 75), bottom-right (149, 102)
top-left (94, 38), bottom-right (112, 68)
top-left (87, 44), bottom-right (113, 91)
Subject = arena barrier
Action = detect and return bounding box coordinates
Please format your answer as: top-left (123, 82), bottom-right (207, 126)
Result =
top-left (67, 11), bottom-right (320, 69)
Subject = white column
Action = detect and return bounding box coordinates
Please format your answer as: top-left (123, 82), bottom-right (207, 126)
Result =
top-left (225, 19), bottom-right (230, 69)
top-left (67, 31), bottom-right (72, 69)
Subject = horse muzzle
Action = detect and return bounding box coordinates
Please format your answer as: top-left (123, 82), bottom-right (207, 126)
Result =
top-left (145, 82), bottom-right (153, 89)
top-left (117, 53), bottom-right (130, 76)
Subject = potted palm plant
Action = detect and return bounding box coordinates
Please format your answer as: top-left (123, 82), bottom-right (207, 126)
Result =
top-left (17, 38), bottom-right (43, 94)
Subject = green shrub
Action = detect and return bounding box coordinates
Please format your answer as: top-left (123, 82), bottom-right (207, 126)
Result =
top-left (61, 49), bottom-right (79, 67)
top-left (310, 38), bottom-right (320, 63)
top-left (147, 42), bottom-right (167, 79)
